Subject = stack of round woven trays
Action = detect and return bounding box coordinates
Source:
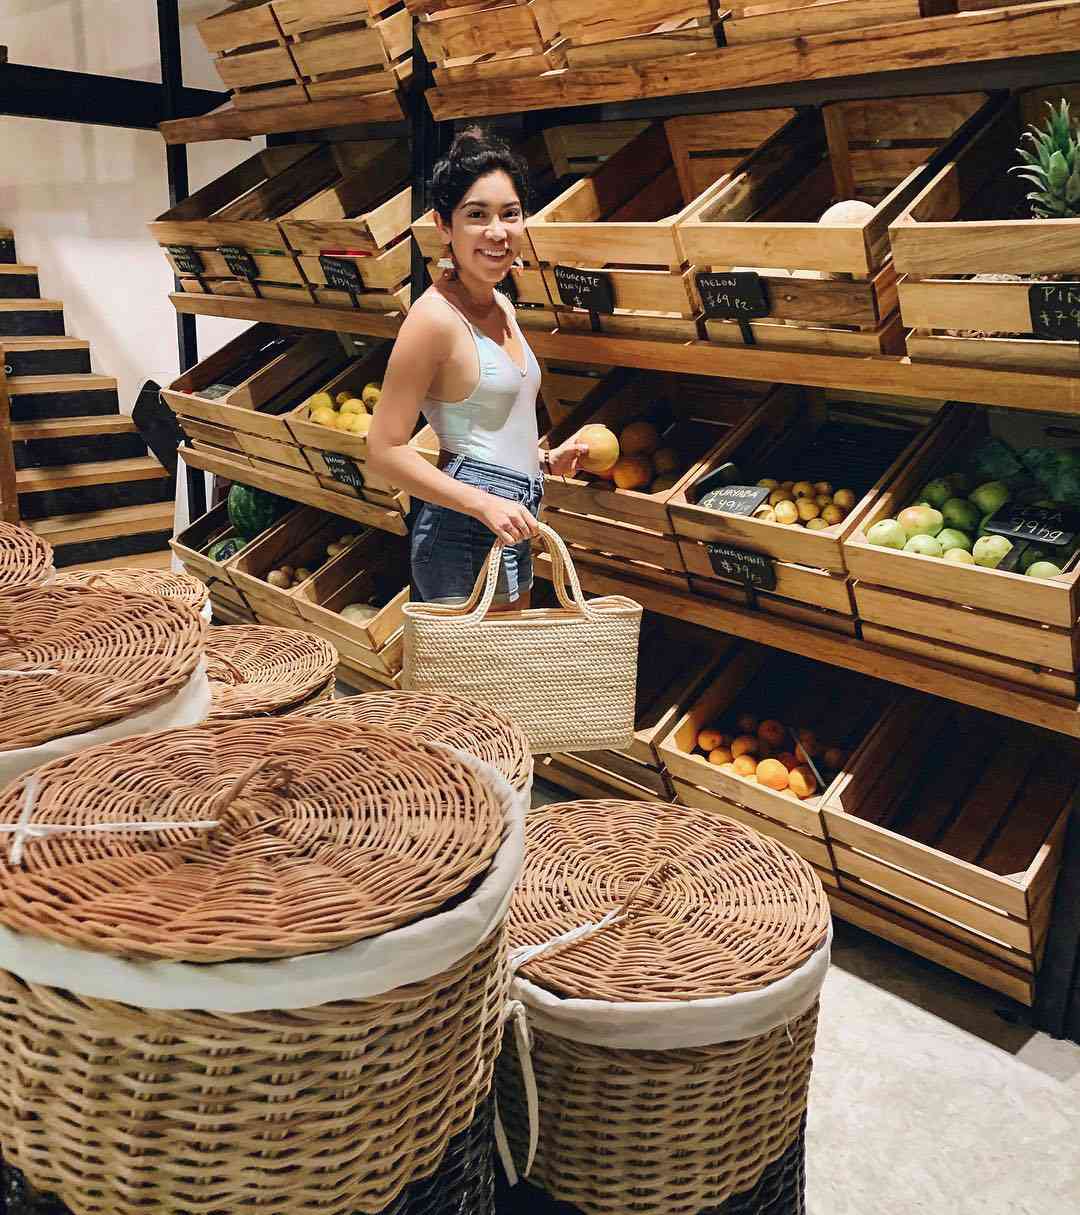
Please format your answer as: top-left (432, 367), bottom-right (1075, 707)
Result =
top-left (0, 719), bottom-right (526, 1215)
top-left (57, 567), bottom-right (211, 620)
top-left (495, 799), bottom-right (831, 1215)
top-left (204, 625), bottom-right (338, 721)
top-left (0, 583), bottom-right (209, 786)
top-left (0, 523), bottom-right (54, 591)
top-left (294, 690), bottom-right (534, 796)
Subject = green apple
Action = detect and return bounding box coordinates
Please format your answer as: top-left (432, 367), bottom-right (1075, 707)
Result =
top-left (920, 478), bottom-right (954, 510)
top-left (897, 504), bottom-right (943, 537)
top-left (1026, 560), bottom-right (1064, 579)
top-left (944, 548), bottom-right (976, 564)
top-left (904, 534), bottom-right (943, 557)
top-left (941, 498), bottom-right (981, 532)
top-left (972, 534), bottom-right (1013, 568)
top-left (867, 519), bottom-right (907, 549)
top-left (969, 481), bottom-right (1010, 516)
top-left (935, 528), bottom-right (971, 552)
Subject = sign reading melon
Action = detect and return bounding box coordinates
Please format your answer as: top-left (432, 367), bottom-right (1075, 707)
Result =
top-left (1029, 282), bottom-right (1080, 342)
top-left (553, 265), bottom-right (615, 314)
top-left (696, 271), bottom-right (771, 321)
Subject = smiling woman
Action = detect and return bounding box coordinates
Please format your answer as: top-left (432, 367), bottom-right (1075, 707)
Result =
top-left (367, 127), bottom-right (586, 609)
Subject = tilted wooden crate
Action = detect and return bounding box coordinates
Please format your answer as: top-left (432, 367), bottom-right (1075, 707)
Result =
top-left (892, 85), bottom-right (1080, 374)
top-left (552, 1), bottom-right (721, 69)
top-left (845, 405), bottom-right (1080, 700)
top-left (823, 695), bottom-right (1079, 1004)
top-left (679, 93), bottom-right (994, 355)
top-left (720, 1), bottom-right (955, 45)
top-left (416, 0), bottom-right (564, 84)
top-left (526, 109), bottom-right (797, 341)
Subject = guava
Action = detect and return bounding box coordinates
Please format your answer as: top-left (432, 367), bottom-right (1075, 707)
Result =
top-left (904, 534), bottom-right (943, 558)
top-left (944, 548), bottom-right (976, 564)
top-left (867, 519), bottom-right (907, 549)
top-left (941, 498), bottom-right (981, 533)
top-left (920, 478), bottom-right (954, 509)
top-left (935, 528), bottom-right (971, 552)
top-left (972, 534), bottom-right (1013, 569)
top-left (1026, 561), bottom-right (1064, 579)
top-left (969, 481), bottom-right (1010, 516)
top-left (897, 505), bottom-right (943, 537)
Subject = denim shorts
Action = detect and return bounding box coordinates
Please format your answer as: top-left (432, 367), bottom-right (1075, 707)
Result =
top-left (410, 453), bottom-right (545, 605)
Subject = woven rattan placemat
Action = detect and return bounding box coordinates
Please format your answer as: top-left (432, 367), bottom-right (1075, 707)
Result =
top-left (510, 800), bottom-right (830, 1002)
top-left (0, 720), bottom-right (505, 963)
top-left (205, 625), bottom-right (337, 719)
top-left (58, 568), bottom-right (209, 613)
top-left (0, 523), bottom-right (53, 591)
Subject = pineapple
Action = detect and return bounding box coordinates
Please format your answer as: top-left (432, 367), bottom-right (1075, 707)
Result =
top-left (1012, 99), bottom-right (1080, 219)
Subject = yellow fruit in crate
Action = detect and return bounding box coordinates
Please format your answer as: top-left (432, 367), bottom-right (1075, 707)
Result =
top-left (311, 405), bottom-right (337, 427)
top-left (362, 382), bottom-right (382, 409)
top-left (774, 500), bottom-right (799, 526)
top-left (308, 391), bottom-right (335, 411)
top-left (335, 391), bottom-right (351, 406)
top-left (792, 481), bottom-right (815, 499)
top-left (620, 421), bottom-right (660, 456)
top-left (575, 424), bottom-right (620, 474)
top-left (797, 499), bottom-right (821, 523)
top-left (342, 412), bottom-right (372, 436)
top-left (612, 455), bottom-right (653, 491)
top-left (340, 397), bottom-right (368, 416)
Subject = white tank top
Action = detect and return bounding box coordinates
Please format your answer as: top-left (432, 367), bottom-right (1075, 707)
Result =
top-left (422, 292), bottom-right (541, 478)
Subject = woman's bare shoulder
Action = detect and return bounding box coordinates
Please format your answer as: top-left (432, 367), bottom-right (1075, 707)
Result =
top-left (399, 286), bottom-right (461, 343)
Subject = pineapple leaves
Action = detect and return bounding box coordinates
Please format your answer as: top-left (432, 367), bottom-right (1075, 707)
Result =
top-left (1011, 98), bottom-right (1080, 219)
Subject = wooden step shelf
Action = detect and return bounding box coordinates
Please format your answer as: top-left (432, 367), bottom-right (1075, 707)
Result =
top-left (426, 0), bottom-right (1080, 118)
top-left (11, 415), bottom-right (136, 441)
top-left (534, 554), bottom-right (1080, 741)
top-left (171, 291), bottom-right (402, 339)
top-left (27, 503), bottom-right (177, 546)
top-left (159, 91), bottom-right (406, 145)
top-left (15, 455), bottom-right (165, 493)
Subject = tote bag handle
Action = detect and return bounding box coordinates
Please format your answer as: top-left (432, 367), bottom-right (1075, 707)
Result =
top-left (404, 522), bottom-right (600, 626)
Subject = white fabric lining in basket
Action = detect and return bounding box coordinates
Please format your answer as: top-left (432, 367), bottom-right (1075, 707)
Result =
top-left (0, 746), bottom-right (526, 1012)
top-left (0, 661), bottom-right (212, 789)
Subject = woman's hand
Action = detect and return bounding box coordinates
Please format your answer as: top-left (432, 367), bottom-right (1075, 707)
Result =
top-left (470, 491), bottom-right (540, 545)
top-left (545, 440), bottom-right (590, 478)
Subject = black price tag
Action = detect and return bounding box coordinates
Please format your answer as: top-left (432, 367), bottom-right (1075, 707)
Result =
top-left (707, 543), bottom-right (777, 590)
top-left (984, 504), bottom-right (1080, 549)
top-left (696, 271), bottom-right (771, 321)
top-left (553, 265), bottom-right (615, 314)
top-left (1029, 282), bottom-right (1080, 342)
top-left (167, 244), bottom-right (204, 275)
top-left (322, 451), bottom-right (365, 492)
top-left (319, 254), bottom-right (364, 293)
top-left (0, 237), bottom-right (15, 262)
top-left (698, 484), bottom-right (771, 516)
top-left (219, 245), bottom-right (259, 280)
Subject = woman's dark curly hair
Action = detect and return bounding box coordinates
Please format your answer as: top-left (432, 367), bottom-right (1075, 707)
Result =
top-left (432, 125), bottom-right (530, 223)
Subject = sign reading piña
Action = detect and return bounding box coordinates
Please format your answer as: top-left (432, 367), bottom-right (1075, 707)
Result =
top-left (1029, 281), bottom-right (1080, 342)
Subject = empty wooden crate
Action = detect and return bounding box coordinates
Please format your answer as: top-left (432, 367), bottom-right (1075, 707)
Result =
top-left (720, 1), bottom-right (954, 44)
top-left (416, 0), bottom-right (564, 84)
top-left (679, 93), bottom-right (994, 354)
top-left (824, 695), bottom-right (1079, 1004)
top-left (892, 85), bottom-right (1080, 373)
top-left (526, 110), bottom-right (796, 340)
top-left (552, 0), bottom-right (721, 69)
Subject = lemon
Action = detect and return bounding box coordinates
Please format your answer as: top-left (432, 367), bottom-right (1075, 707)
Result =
top-left (308, 391), bottom-right (335, 411)
top-left (343, 412), bottom-right (372, 435)
top-left (339, 397), bottom-right (367, 417)
top-left (311, 405), bottom-right (337, 427)
top-left (335, 391), bottom-right (351, 406)
top-left (362, 382), bottom-right (382, 408)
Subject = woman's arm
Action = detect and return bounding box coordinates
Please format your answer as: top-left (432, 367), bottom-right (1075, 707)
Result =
top-left (367, 301), bottom-right (539, 545)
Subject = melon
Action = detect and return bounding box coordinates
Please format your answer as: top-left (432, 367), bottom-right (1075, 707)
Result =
top-left (611, 454), bottom-right (653, 491)
top-left (575, 424), bottom-right (620, 474)
top-left (227, 484), bottom-right (289, 539)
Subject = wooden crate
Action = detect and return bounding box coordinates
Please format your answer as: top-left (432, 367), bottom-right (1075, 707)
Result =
top-left (537, 357), bottom-right (615, 427)
top-left (417, 0), bottom-right (562, 83)
top-left (892, 85), bottom-right (1080, 373)
top-left (280, 139), bottom-right (412, 314)
top-left (679, 93), bottom-right (994, 354)
top-left (661, 644), bottom-right (896, 886)
top-left (169, 501), bottom-right (263, 618)
top-left (541, 373), bottom-right (772, 586)
top-left (554, 4), bottom-right (721, 69)
top-left (668, 388), bottom-right (945, 629)
top-left (721, 1), bottom-right (949, 44)
top-left (823, 695), bottom-right (1079, 1004)
top-left (845, 405), bottom-right (1080, 699)
top-left (198, 0), bottom-right (410, 109)
top-left (526, 110), bottom-right (796, 340)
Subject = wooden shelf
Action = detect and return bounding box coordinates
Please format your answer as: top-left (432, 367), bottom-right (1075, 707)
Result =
top-left (427, 1), bottom-right (1080, 120)
top-left (159, 91), bottom-right (405, 144)
top-left (535, 556), bottom-right (1080, 741)
top-left (170, 292), bottom-right (403, 339)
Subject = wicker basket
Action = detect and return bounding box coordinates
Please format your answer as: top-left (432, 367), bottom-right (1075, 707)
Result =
top-left (57, 568), bottom-right (210, 616)
top-left (204, 624), bottom-right (338, 720)
top-left (496, 799), bottom-right (831, 1215)
top-left (294, 690), bottom-right (534, 794)
top-left (0, 720), bottom-right (525, 1215)
top-left (0, 584), bottom-right (207, 787)
top-left (0, 523), bottom-right (54, 592)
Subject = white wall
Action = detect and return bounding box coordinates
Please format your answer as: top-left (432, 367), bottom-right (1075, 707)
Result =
top-left (0, 0), bottom-right (261, 410)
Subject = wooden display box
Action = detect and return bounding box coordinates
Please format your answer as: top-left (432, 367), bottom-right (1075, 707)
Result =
top-left (537, 357), bottom-right (615, 428)
top-left (526, 110), bottom-right (796, 341)
top-left (845, 406), bottom-right (1080, 699)
top-left (661, 645), bottom-right (896, 885)
top-left (541, 373), bottom-right (773, 587)
top-left (721, 1), bottom-right (951, 44)
top-left (669, 389), bottom-right (945, 632)
top-left (169, 501), bottom-right (260, 621)
top-left (551, 3), bottom-right (720, 69)
top-left (679, 93), bottom-right (993, 355)
top-left (892, 85), bottom-right (1080, 373)
top-left (562, 17), bottom-right (718, 69)
top-left (416, 0), bottom-right (562, 83)
top-left (823, 695), bottom-right (1079, 1004)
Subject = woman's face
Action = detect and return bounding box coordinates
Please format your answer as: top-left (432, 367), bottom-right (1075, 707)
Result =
top-left (436, 169), bottom-right (524, 286)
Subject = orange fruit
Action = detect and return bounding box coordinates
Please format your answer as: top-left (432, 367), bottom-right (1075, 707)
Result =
top-left (575, 424), bottom-right (620, 474)
top-left (756, 758), bottom-right (790, 791)
top-left (757, 719), bottom-right (786, 749)
top-left (611, 455), bottom-right (653, 491)
top-left (731, 734), bottom-right (759, 759)
top-left (732, 755), bottom-right (758, 777)
top-left (789, 765), bottom-right (818, 799)
top-left (697, 728), bottom-right (727, 753)
top-left (620, 421), bottom-right (661, 456)
top-left (708, 746), bottom-right (733, 766)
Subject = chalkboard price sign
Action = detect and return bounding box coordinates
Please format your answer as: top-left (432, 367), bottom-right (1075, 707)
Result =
top-left (707, 544), bottom-right (777, 590)
top-left (319, 254), bottom-right (364, 293)
top-left (698, 484), bottom-right (771, 516)
top-left (984, 503), bottom-right (1080, 549)
top-left (322, 451), bottom-right (365, 492)
top-left (696, 271), bottom-right (771, 321)
top-left (167, 245), bottom-right (205, 276)
top-left (1029, 282), bottom-right (1080, 342)
top-left (219, 245), bottom-right (259, 280)
top-left (553, 265), bottom-right (615, 314)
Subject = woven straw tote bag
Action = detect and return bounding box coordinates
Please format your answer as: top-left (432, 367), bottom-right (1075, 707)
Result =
top-left (403, 522), bottom-right (642, 754)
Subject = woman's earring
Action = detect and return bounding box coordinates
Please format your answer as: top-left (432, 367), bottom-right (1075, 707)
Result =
top-left (512, 256), bottom-right (525, 270)
top-left (436, 248), bottom-right (457, 278)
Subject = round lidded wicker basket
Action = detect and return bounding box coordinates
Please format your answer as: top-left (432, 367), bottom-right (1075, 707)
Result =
top-left (497, 799), bottom-right (831, 1215)
top-left (294, 689), bottom-right (534, 794)
top-left (0, 523), bottom-right (53, 591)
top-left (0, 584), bottom-right (204, 753)
top-left (57, 567), bottom-right (209, 614)
top-left (0, 720), bottom-right (521, 1215)
top-left (204, 625), bottom-right (337, 721)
